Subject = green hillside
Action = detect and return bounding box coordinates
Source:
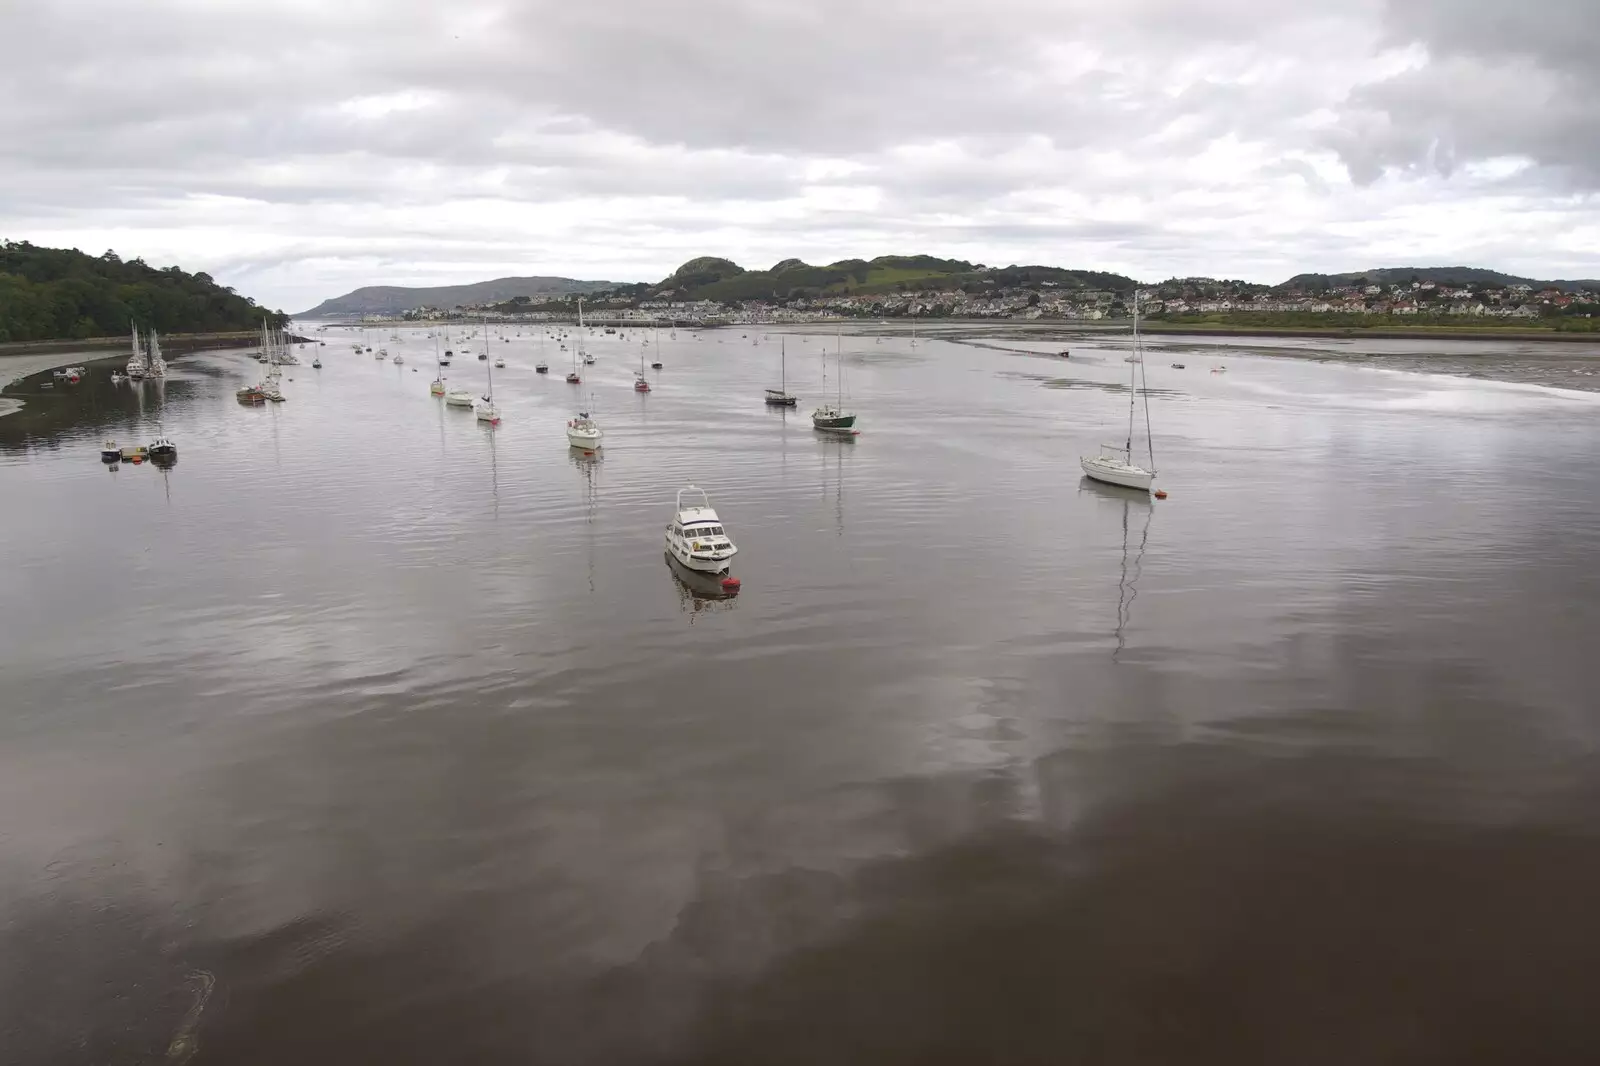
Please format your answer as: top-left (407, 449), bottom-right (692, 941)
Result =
top-left (0, 240), bottom-right (287, 343)
top-left (1280, 266), bottom-right (1600, 292)
top-left (652, 255), bottom-right (1136, 303)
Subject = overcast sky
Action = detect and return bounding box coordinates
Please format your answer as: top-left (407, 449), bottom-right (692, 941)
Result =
top-left (5, 0), bottom-right (1600, 311)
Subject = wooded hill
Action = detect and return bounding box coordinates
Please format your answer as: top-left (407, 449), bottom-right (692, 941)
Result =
top-left (595, 255), bottom-right (1139, 304)
top-left (0, 241), bottom-right (287, 343)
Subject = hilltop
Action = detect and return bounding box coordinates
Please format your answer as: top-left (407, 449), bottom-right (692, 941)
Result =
top-left (0, 240), bottom-right (287, 343)
top-left (594, 255), bottom-right (1138, 304)
top-left (299, 276), bottom-right (614, 317)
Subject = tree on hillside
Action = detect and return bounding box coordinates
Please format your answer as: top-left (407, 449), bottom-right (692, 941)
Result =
top-left (0, 240), bottom-right (286, 343)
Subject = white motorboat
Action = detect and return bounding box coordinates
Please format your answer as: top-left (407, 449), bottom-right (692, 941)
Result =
top-left (493, 357), bottom-right (506, 369)
top-left (664, 485), bottom-right (739, 575)
top-left (566, 409), bottom-right (602, 450)
top-left (1081, 293), bottom-right (1157, 492)
top-left (101, 438), bottom-right (121, 462)
top-left (445, 387), bottom-right (475, 407)
top-left (312, 358), bottom-right (322, 369)
top-left (149, 437), bottom-right (177, 459)
top-left (376, 348), bottom-right (388, 360)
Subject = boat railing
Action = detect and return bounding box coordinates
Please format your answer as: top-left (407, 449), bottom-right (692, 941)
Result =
top-left (677, 484), bottom-right (711, 512)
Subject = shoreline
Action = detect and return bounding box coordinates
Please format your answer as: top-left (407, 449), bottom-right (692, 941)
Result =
top-left (0, 330), bottom-right (305, 358)
top-left (1135, 322), bottom-right (1599, 343)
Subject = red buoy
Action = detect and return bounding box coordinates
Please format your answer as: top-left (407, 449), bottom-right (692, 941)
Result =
top-left (720, 576), bottom-right (741, 591)
top-left (1153, 489), bottom-right (1168, 499)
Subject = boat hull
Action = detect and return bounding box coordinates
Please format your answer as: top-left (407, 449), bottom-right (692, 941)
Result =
top-left (566, 431), bottom-right (602, 450)
top-left (1079, 456), bottom-right (1154, 491)
top-left (812, 413), bottom-right (856, 429)
top-left (664, 535), bottom-right (735, 574)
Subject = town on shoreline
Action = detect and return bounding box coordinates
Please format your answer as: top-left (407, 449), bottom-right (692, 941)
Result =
top-left (373, 275), bottom-right (1600, 339)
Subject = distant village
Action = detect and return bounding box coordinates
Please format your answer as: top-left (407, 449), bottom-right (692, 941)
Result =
top-left (384, 276), bottom-right (1600, 326)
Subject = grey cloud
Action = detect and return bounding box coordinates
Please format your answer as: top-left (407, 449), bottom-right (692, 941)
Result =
top-left (1327, 0), bottom-right (1600, 187)
top-left (4, 0), bottom-right (1598, 310)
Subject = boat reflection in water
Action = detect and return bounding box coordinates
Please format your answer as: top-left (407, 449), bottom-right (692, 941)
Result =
top-left (1078, 476), bottom-right (1153, 661)
top-left (572, 448), bottom-right (601, 593)
top-left (664, 551), bottom-right (740, 621)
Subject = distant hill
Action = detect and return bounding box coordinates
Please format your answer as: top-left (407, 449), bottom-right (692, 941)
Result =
top-left (641, 255), bottom-right (1136, 303)
top-left (0, 240), bottom-right (286, 343)
top-left (299, 276), bottom-right (614, 317)
top-left (1280, 266), bottom-right (1600, 292)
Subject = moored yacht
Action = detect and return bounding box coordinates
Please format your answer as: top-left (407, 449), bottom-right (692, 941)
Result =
top-left (566, 409), bottom-right (602, 450)
top-left (664, 485), bottom-right (738, 575)
top-left (444, 386), bottom-right (475, 407)
top-left (1081, 293), bottom-right (1157, 492)
top-left (126, 322), bottom-right (148, 380)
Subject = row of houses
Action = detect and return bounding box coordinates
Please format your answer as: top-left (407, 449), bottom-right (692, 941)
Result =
top-left (386, 276), bottom-right (1600, 324)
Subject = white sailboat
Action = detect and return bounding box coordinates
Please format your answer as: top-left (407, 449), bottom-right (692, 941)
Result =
top-left (764, 336), bottom-right (797, 406)
top-left (126, 322), bottom-right (148, 379)
top-left (475, 316), bottom-right (501, 423)
top-left (146, 330), bottom-right (167, 377)
top-left (577, 298), bottom-right (594, 364)
top-left (1080, 293), bottom-right (1157, 492)
top-left (566, 399), bottom-right (602, 450)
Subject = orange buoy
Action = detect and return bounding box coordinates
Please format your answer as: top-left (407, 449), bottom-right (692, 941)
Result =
top-left (1153, 489), bottom-right (1168, 499)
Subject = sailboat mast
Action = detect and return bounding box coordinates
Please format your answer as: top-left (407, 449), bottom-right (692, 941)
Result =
top-left (836, 323), bottom-right (843, 405)
top-left (483, 315), bottom-right (492, 397)
top-left (1126, 292), bottom-right (1139, 455)
top-left (781, 335), bottom-right (786, 390)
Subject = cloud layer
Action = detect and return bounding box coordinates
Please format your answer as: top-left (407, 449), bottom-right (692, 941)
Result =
top-left (4, 0), bottom-right (1599, 310)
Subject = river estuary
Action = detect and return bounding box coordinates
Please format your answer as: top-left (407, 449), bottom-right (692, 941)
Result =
top-left (3, 324), bottom-right (1599, 1063)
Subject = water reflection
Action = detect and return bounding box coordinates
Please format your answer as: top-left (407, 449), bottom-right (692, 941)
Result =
top-left (573, 448), bottom-right (601, 594)
top-left (665, 552), bottom-right (740, 621)
top-left (1078, 478), bottom-right (1153, 660)
top-left (820, 437), bottom-right (848, 536)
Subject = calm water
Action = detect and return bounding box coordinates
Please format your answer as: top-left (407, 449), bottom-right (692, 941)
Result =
top-left (4, 326), bottom-right (1600, 1064)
